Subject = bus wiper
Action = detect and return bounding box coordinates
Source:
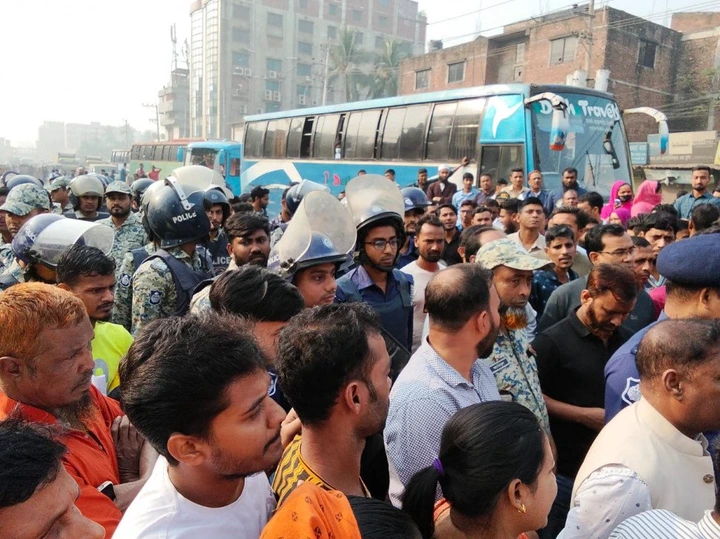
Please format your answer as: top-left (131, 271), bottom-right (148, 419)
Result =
top-left (603, 121), bottom-right (620, 170)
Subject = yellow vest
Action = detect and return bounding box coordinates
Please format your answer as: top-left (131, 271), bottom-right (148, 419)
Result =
top-left (92, 321), bottom-right (133, 393)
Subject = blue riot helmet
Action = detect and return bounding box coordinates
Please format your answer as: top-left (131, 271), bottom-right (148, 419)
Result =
top-left (268, 190), bottom-right (355, 281)
top-left (12, 214), bottom-right (114, 268)
top-left (1, 171), bottom-right (18, 187)
top-left (204, 187), bottom-right (231, 225)
top-left (130, 178), bottom-right (154, 206)
top-left (401, 187), bottom-right (431, 213)
top-left (285, 180), bottom-right (329, 216)
top-left (6, 174), bottom-right (44, 190)
top-left (144, 177), bottom-right (211, 249)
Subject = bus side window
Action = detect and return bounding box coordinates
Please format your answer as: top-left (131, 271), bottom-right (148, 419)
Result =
top-left (451, 98), bottom-right (485, 161)
top-left (244, 121), bottom-right (268, 159)
top-left (313, 114), bottom-right (341, 159)
top-left (426, 102), bottom-right (457, 161)
top-left (154, 145), bottom-right (164, 161)
top-left (381, 107), bottom-right (407, 160)
top-left (399, 105), bottom-right (430, 161)
top-left (300, 117), bottom-right (314, 158)
top-left (287, 118), bottom-right (303, 158)
top-left (230, 158), bottom-right (241, 176)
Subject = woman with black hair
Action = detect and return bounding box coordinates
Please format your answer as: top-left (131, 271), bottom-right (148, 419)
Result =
top-left (402, 401), bottom-right (557, 539)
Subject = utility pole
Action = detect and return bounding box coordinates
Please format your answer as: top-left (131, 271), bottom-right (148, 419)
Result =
top-left (142, 103), bottom-right (161, 141)
top-left (322, 45), bottom-right (330, 106)
top-left (582, 0), bottom-right (595, 83)
top-left (122, 118), bottom-right (129, 148)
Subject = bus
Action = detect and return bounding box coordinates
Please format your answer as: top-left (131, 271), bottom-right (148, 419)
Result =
top-left (57, 152), bottom-right (80, 173)
top-left (110, 149), bottom-right (130, 166)
top-left (240, 84), bottom-right (669, 199)
top-left (181, 140), bottom-right (243, 195)
top-left (129, 139), bottom-right (200, 179)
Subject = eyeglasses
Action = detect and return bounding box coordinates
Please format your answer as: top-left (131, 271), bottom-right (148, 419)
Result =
top-left (599, 247), bottom-right (635, 257)
top-left (365, 238), bottom-right (400, 251)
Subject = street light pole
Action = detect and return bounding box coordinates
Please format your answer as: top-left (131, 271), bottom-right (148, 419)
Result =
top-left (142, 103), bottom-right (161, 141)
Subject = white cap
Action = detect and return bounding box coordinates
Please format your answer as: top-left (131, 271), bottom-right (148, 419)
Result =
top-left (438, 164), bottom-right (450, 172)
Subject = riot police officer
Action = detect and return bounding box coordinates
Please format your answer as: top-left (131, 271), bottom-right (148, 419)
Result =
top-left (0, 184), bottom-right (53, 271)
top-left (130, 178), bottom-right (154, 211)
top-left (0, 214), bottom-right (114, 291)
top-left (270, 180), bottom-right (329, 247)
top-left (130, 177), bottom-right (212, 335)
top-left (48, 176), bottom-right (74, 214)
top-left (204, 187), bottom-right (232, 275)
top-left (336, 174), bottom-right (414, 353)
top-left (66, 175), bottom-right (110, 221)
top-left (397, 186), bottom-right (431, 268)
top-left (268, 190), bottom-right (354, 308)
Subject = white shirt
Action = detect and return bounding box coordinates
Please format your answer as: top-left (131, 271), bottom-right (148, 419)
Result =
top-left (400, 260), bottom-right (445, 352)
top-left (507, 231), bottom-right (546, 253)
top-left (114, 457), bottom-right (276, 538)
top-left (559, 465), bottom-right (653, 539)
top-left (611, 510), bottom-right (720, 539)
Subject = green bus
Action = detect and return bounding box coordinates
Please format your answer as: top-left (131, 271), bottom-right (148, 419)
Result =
top-left (129, 139), bottom-right (201, 179)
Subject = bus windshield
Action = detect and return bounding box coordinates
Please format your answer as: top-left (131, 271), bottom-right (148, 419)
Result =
top-left (188, 148), bottom-right (219, 168)
top-left (532, 93), bottom-right (630, 197)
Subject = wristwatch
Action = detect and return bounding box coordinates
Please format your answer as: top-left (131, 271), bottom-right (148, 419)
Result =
top-left (98, 480), bottom-right (116, 501)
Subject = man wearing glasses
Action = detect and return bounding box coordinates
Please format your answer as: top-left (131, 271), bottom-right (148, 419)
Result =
top-left (538, 224), bottom-right (656, 334)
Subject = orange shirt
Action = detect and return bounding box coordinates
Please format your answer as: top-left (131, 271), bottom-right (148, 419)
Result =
top-left (0, 385), bottom-right (124, 537)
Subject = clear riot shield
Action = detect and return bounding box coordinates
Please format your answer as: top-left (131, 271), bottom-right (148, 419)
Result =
top-left (169, 165), bottom-right (228, 195)
top-left (32, 219), bottom-right (115, 267)
top-left (343, 174), bottom-right (405, 229)
top-left (268, 190), bottom-right (355, 278)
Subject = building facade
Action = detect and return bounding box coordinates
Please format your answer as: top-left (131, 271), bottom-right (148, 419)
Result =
top-left (159, 68), bottom-right (191, 140)
top-left (189, 0), bottom-right (426, 139)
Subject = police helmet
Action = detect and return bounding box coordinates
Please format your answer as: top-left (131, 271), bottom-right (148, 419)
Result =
top-left (70, 175), bottom-right (105, 197)
top-left (204, 187), bottom-right (231, 224)
top-left (401, 187), bottom-right (431, 213)
top-left (144, 177), bottom-right (211, 249)
top-left (268, 190), bottom-right (355, 280)
top-left (285, 180), bottom-right (329, 216)
top-left (12, 214), bottom-right (114, 268)
top-left (6, 175), bottom-right (44, 190)
top-left (170, 165), bottom-right (227, 192)
top-left (0, 171), bottom-right (18, 187)
top-left (130, 178), bottom-right (154, 205)
top-left (344, 174), bottom-right (405, 234)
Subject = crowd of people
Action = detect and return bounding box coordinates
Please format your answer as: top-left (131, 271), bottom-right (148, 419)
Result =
top-left (1, 161), bottom-right (720, 539)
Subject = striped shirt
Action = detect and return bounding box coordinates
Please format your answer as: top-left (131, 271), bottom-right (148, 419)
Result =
top-left (272, 435), bottom-right (370, 506)
top-left (610, 509), bottom-right (720, 538)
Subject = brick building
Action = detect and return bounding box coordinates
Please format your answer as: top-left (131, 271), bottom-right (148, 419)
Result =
top-left (399, 6), bottom-right (696, 140)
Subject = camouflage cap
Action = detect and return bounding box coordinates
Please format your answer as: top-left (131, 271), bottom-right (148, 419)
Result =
top-left (0, 184), bottom-right (52, 216)
top-left (48, 176), bottom-right (71, 192)
top-left (476, 238), bottom-right (550, 271)
top-left (104, 181), bottom-right (133, 196)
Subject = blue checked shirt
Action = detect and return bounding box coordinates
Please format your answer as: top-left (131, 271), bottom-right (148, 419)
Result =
top-left (384, 340), bottom-right (500, 507)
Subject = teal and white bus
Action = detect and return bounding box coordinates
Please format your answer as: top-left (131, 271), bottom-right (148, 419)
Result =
top-left (240, 84), bottom-right (668, 199)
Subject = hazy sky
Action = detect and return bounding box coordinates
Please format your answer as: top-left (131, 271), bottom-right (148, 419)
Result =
top-left (0, 0), bottom-right (706, 143)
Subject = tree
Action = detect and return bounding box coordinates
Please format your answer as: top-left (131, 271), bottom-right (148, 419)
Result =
top-left (328, 28), bottom-right (372, 103)
top-left (369, 39), bottom-right (409, 99)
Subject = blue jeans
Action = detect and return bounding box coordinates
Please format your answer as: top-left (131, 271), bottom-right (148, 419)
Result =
top-left (538, 474), bottom-right (573, 539)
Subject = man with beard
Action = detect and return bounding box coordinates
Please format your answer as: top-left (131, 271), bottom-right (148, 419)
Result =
top-left (385, 264), bottom-right (501, 507)
top-left (274, 304), bottom-right (390, 503)
top-left (674, 165), bottom-right (720, 219)
top-left (427, 159), bottom-right (469, 205)
top-left (532, 264), bottom-right (636, 537)
top-left (498, 198), bottom-right (519, 234)
top-left (438, 203), bottom-right (462, 265)
top-left (400, 214), bottom-right (446, 352)
top-left (397, 187), bottom-right (430, 268)
top-left (475, 238), bottom-right (552, 434)
top-left (0, 284), bottom-right (157, 537)
top-left (98, 181), bottom-right (146, 281)
top-left (56, 246), bottom-right (133, 398)
top-left (115, 311), bottom-right (284, 538)
top-left (552, 167), bottom-right (587, 201)
top-left (190, 212), bottom-right (271, 313)
top-left (203, 188), bottom-right (232, 275)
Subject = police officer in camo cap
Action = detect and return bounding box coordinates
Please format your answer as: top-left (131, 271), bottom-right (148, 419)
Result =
top-left (475, 238), bottom-right (551, 272)
top-left (0, 184), bottom-right (54, 271)
top-left (48, 176), bottom-right (74, 214)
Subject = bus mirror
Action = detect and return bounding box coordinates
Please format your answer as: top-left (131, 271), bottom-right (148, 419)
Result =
top-left (550, 106), bottom-right (569, 152)
top-left (623, 107), bottom-right (669, 155)
top-left (177, 147), bottom-right (186, 163)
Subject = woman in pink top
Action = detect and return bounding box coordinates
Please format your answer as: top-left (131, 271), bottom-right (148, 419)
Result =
top-left (601, 181), bottom-right (634, 220)
top-left (631, 180), bottom-right (662, 217)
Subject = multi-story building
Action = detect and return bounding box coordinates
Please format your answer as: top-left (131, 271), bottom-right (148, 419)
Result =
top-left (37, 121), bottom-right (65, 163)
top-left (189, 0), bottom-right (426, 139)
top-left (159, 68), bottom-right (191, 140)
top-left (399, 6), bottom-right (686, 140)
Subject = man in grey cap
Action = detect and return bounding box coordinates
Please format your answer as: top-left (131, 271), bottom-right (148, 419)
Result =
top-left (475, 238), bottom-right (552, 434)
top-left (0, 184), bottom-right (52, 271)
top-left (604, 230), bottom-right (720, 422)
top-left (98, 181), bottom-right (147, 280)
top-left (48, 176), bottom-right (73, 214)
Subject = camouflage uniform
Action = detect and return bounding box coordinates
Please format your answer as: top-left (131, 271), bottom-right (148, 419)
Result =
top-left (189, 258), bottom-right (239, 314)
top-left (0, 243), bottom-right (14, 272)
top-left (130, 247), bottom-right (205, 335)
top-left (97, 211), bottom-right (147, 281)
top-left (0, 259), bottom-right (24, 291)
top-left (112, 242), bottom-right (156, 331)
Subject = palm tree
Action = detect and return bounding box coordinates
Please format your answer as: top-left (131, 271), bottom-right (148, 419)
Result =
top-left (328, 28), bottom-right (371, 103)
top-left (370, 39), bottom-right (409, 99)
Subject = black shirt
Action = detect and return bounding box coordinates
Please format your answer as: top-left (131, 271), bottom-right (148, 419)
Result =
top-left (442, 229), bottom-right (462, 266)
top-left (532, 309), bottom-right (631, 478)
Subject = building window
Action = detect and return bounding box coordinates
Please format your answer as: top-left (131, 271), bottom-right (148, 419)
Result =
top-left (234, 4), bottom-right (250, 19)
top-left (266, 80), bottom-right (280, 92)
top-left (329, 3), bottom-right (339, 15)
top-left (298, 41), bottom-right (313, 55)
top-left (638, 40), bottom-right (657, 69)
top-left (298, 19), bottom-right (314, 33)
top-left (267, 12), bottom-right (283, 27)
top-left (355, 32), bottom-right (364, 45)
top-left (380, 0), bottom-right (390, 6)
top-left (351, 9), bottom-right (362, 21)
top-left (515, 43), bottom-right (526, 64)
top-left (513, 66), bottom-right (523, 81)
top-left (550, 36), bottom-right (577, 65)
top-left (447, 61), bottom-right (465, 84)
top-left (232, 27), bottom-right (250, 43)
top-left (328, 25), bottom-right (337, 39)
top-left (379, 15), bottom-right (389, 27)
top-left (232, 52), bottom-right (250, 68)
top-left (376, 36), bottom-right (385, 49)
top-left (266, 58), bottom-right (282, 73)
top-left (297, 63), bottom-right (312, 76)
top-left (415, 69), bottom-right (430, 90)
top-left (299, 0), bottom-right (308, 8)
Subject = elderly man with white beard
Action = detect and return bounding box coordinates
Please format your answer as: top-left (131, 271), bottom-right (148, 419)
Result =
top-left (475, 238), bottom-right (552, 435)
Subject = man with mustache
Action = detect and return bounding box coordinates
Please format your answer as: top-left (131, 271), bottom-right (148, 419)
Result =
top-left (397, 187), bottom-right (431, 269)
top-left (98, 181), bottom-right (146, 282)
top-left (203, 188), bottom-right (232, 275)
top-left (0, 284), bottom-right (156, 537)
top-left (530, 225), bottom-right (579, 318)
top-left (508, 197), bottom-right (547, 254)
top-left (0, 183), bottom-right (52, 272)
top-left (57, 245), bottom-right (133, 399)
top-left (116, 311), bottom-right (284, 538)
top-left (475, 238), bottom-right (552, 434)
top-left (532, 264), bottom-right (636, 537)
